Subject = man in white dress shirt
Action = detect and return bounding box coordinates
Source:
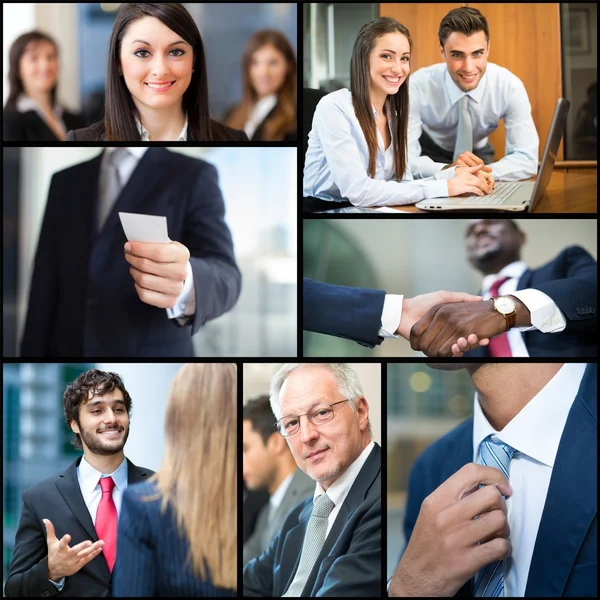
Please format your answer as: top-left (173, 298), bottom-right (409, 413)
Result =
top-left (408, 7), bottom-right (539, 181)
top-left (5, 369), bottom-right (154, 597)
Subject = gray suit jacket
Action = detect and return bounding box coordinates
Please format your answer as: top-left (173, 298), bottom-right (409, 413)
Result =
top-left (243, 469), bottom-right (314, 565)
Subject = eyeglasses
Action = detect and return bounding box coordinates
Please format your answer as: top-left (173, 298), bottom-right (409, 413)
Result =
top-left (275, 399), bottom-right (350, 437)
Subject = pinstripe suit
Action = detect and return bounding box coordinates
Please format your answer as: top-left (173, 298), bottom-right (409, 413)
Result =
top-left (112, 480), bottom-right (235, 597)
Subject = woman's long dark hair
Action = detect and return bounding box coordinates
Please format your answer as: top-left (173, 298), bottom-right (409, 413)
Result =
top-left (226, 30), bottom-right (296, 141)
top-left (105, 3), bottom-right (227, 141)
top-left (5, 31), bottom-right (59, 109)
top-left (350, 17), bottom-right (412, 180)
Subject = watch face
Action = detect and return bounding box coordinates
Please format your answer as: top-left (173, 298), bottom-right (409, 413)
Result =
top-left (495, 296), bottom-right (516, 314)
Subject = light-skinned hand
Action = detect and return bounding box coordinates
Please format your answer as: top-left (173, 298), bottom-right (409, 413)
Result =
top-left (453, 151), bottom-right (493, 172)
top-left (448, 165), bottom-right (494, 197)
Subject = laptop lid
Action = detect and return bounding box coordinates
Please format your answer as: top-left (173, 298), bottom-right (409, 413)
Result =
top-left (527, 97), bottom-right (570, 211)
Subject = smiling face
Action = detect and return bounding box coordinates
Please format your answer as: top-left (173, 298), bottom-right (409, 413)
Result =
top-left (119, 16), bottom-right (193, 112)
top-left (19, 40), bottom-right (58, 96)
top-left (279, 366), bottom-right (370, 490)
top-left (249, 44), bottom-right (288, 99)
top-left (465, 219), bottom-right (525, 274)
top-left (71, 389), bottom-right (130, 457)
top-left (441, 30), bottom-right (489, 92)
top-left (368, 31), bottom-right (411, 105)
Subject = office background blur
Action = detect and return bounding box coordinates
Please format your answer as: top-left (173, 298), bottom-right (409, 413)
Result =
top-left (386, 363), bottom-right (479, 578)
top-left (2, 362), bottom-right (184, 589)
top-left (3, 2), bottom-right (297, 123)
top-left (3, 147), bottom-right (297, 357)
top-left (304, 2), bottom-right (597, 163)
top-left (304, 218), bottom-right (597, 357)
top-left (243, 363), bottom-right (382, 445)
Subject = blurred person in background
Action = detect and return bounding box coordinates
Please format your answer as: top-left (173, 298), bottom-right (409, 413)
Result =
top-left (4, 370), bottom-right (154, 597)
top-left (112, 363), bottom-right (237, 597)
top-left (67, 3), bottom-right (246, 141)
top-left (225, 30), bottom-right (297, 141)
top-left (3, 31), bottom-right (86, 141)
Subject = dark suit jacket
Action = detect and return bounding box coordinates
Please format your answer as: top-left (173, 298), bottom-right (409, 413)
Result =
top-left (250, 105), bottom-right (297, 142)
top-left (66, 120), bottom-right (248, 141)
top-left (404, 364), bottom-right (597, 597)
top-left (466, 245), bottom-right (597, 358)
top-left (4, 457), bottom-right (154, 598)
top-left (303, 278), bottom-right (386, 348)
top-left (3, 107), bottom-right (86, 142)
top-left (20, 147), bottom-right (241, 358)
top-left (112, 480), bottom-right (235, 597)
top-left (244, 443), bottom-right (382, 597)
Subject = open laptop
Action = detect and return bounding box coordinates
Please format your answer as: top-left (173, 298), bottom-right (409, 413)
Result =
top-left (415, 98), bottom-right (570, 212)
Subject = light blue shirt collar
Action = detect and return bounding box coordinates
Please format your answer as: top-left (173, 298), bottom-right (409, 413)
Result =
top-left (77, 454), bottom-right (128, 496)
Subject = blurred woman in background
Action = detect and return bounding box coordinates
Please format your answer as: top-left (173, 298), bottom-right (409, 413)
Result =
top-left (226, 30), bottom-right (297, 141)
top-left (3, 31), bottom-right (86, 141)
top-left (113, 363), bottom-right (237, 597)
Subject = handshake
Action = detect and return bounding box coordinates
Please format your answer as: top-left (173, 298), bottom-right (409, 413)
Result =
top-left (397, 290), bottom-right (529, 357)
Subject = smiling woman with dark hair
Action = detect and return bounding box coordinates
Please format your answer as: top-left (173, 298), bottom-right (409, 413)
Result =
top-left (67, 3), bottom-right (247, 141)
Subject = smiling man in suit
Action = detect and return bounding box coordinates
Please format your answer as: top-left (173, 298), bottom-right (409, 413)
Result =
top-left (389, 362), bottom-right (597, 597)
top-left (409, 219), bottom-right (597, 357)
top-left (20, 146), bottom-right (241, 358)
top-left (243, 395), bottom-right (314, 565)
top-left (243, 363), bottom-right (381, 597)
top-left (5, 369), bottom-right (154, 597)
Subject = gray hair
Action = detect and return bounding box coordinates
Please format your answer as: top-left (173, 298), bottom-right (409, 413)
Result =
top-left (269, 363), bottom-right (371, 435)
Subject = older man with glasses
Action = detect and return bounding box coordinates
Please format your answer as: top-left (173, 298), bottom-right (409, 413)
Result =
top-left (243, 363), bottom-right (381, 598)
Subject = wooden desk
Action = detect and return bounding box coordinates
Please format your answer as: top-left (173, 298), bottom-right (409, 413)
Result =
top-left (382, 171), bottom-right (597, 214)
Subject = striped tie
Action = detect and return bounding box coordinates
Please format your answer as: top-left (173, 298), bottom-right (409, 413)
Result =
top-left (473, 435), bottom-right (516, 597)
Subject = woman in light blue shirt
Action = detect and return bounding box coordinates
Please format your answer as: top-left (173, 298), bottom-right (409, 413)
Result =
top-left (303, 17), bottom-right (493, 208)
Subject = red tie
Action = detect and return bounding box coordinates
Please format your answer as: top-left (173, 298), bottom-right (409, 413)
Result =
top-left (95, 477), bottom-right (117, 572)
top-left (488, 276), bottom-right (513, 357)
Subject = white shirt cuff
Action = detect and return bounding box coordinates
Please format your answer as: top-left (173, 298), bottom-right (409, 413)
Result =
top-left (166, 261), bottom-right (196, 320)
top-left (379, 294), bottom-right (404, 338)
top-left (49, 577), bottom-right (66, 590)
top-left (511, 288), bottom-right (566, 333)
top-left (433, 165), bottom-right (457, 180)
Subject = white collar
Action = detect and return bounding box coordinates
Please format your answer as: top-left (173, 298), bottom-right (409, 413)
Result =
top-left (270, 471), bottom-right (294, 509)
top-left (472, 364), bottom-right (587, 468)
top-left (481, 260), bottom-right (528, 294)
top-left (313, 440), bottom-right (375, 507)
top-left (78, 454), bottom-right (128, 495)
top-left (254, 94), bottom-right (277, 115)
top-left (135, 115), bottom-right (188, 141)
top-left (15, 93), bottom-right (63, 117)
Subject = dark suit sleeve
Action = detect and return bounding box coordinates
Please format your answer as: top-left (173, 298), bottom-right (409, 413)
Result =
top-left (185, 162), bottom-right (242, 335)
top-left (112, 489), bottom-right (156, 597)
top-left (20, 173), bottom-right (63, 356)
top-left (243, 535), bottom-right (277, 597)
top-left (66, 129), bottom-right (76, 141)
top-left (3, 110), bottom-right (26, 142)
top-left (403, 457), bottom-right (429, 552)
top-left (5, 489), bottom-right (59, 598)
top-left (316, 497), bottom-right (381, 597)
top-left (303, 278), bottom-right (386, 348)
top-left (529, 245), bottom-right (597, 333)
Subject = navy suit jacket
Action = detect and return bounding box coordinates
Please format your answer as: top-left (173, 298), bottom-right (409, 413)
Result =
top-left (244, 443), bottom-right (381, 597)
top-left (112, 480), bottom-right (235, 597)
top-left (404, 364), bottom-right (597, 597)
top-left (466, 246), bottom-right (597, 357)
top-left (303, 278), bottom-right (386, 348)
top-left (4, 457), bottom-right (153, 598)
top-left (21, 148), bottom-right (241, 357)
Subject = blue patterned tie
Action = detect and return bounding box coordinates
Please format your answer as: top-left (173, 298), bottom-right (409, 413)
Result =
top-left (473, 435), bottom-right (516, 597)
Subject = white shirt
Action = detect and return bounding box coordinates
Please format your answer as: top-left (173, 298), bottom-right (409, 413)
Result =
top-left (244, 94), bottom-right (278, 139)
top-left (135, 116), bottom-right (188, 141)
top-left (303, 88), bottom-right (457, 207)
top-left (270, 472), bottom-right (294, 511)
top-left (480, 260), bottom-right (566, 357)
top-left (101, 147), bottom-right (196, 320)
top-left (408, 63), bottom-right (539, 181)
top-left (472, 363), bottom-right (587, 597)
top-left (313, 440), bottom-right (375, 537)
top-left (15, 93), bottom-right (67, 137)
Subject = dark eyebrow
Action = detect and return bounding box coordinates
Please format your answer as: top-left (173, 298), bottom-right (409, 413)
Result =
top-left (130, 39), bottom-right (188, 47)
top-left (451, 48), bottom-right (485, 55)
top-left (380, 49), bottom-right (396, 54)
top-left (87, 399), bottom-right (126, 408)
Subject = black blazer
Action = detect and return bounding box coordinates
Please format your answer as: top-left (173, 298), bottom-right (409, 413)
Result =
top-left (250, 105), bottom-right (297, 142)
top-left (3, 107), bottom-right (86, 142)
top-left (66, 120), bottom-right (248, 141)
top-left (243, 444), bottom-right (381, 597)
top-left (465, 245), bottom-right (597, 358)
top-left (20, 147), bottom-right (241, 358)
top-left (4, 457), bottom-right (154, 598)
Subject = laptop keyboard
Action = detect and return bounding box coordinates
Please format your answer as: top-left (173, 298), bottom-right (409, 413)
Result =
top-left (459, 182), bottom-right (521, 205)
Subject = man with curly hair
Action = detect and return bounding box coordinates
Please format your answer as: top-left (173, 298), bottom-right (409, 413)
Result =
top-left (5, 369), bottom-right (154, 597)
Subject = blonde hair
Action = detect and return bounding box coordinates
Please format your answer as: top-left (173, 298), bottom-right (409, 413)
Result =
top-left (150, 363), bottom-right (237, 590)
